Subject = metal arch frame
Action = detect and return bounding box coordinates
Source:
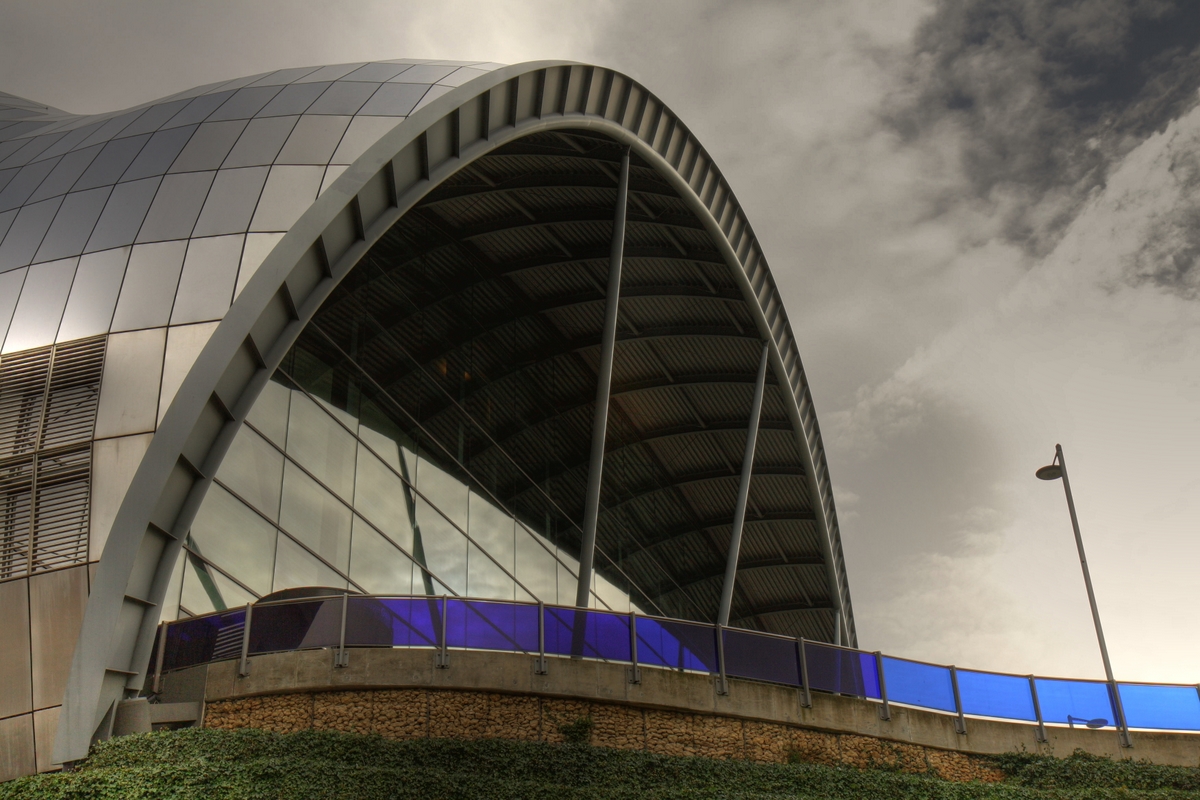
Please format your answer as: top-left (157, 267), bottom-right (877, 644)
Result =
top-left (56, 59), bottom-right (854, 764)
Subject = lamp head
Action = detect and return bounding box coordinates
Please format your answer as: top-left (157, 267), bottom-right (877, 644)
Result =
top-left (1036, 464), bottom-right (1063, 481)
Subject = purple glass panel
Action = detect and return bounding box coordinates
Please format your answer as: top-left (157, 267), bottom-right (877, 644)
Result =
top-left (346, 597), bottom-right (440, 648)
top-left (636, 618), bottom-right (718, 673)
top-left (803, 642), bottom-right (880, 699)
top-left (723, 630), bottom-right (800, 686)
top-left (446, 599), bottom-right (539, 653)
top-left (957, 670), bottom-right (1036, 721)
top-left (543, 607), bottom-right (632, 661)
top-left (162, 608), bottom-right (246, 670)
top-left (1118, 684), bottom-right (1200, 731)
top-left (1034, 678), bottom-right (1115, 726)
top-left (248, 599), bottom-right (340, 654)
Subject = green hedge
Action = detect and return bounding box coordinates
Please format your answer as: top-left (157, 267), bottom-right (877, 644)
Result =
top-left (3, 728), bottom-right (1198, 799)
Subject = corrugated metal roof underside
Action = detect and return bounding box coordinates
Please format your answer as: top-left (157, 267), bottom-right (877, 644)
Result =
top-left (301, 130), bottom-right (837, 641)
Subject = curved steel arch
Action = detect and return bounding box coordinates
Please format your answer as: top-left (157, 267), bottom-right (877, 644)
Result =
top-left (56, 60), bottom-right (855, 763)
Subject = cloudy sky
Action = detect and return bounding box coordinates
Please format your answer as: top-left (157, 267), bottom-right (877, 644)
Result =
top-left (4, 0), bottom-right (1198, 683)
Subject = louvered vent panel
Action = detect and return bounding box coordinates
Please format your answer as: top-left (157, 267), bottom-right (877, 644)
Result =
top-left (0, 335), bottom-right (106, 579)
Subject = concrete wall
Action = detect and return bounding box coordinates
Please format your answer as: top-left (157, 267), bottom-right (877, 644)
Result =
top-left (158, 647), bottom-right (1200, 772)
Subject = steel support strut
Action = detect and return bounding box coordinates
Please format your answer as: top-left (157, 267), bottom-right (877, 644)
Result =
top-left (575, 146), bottom-right (631, 609)
top-left (716, 341), bottom-right (770, 627)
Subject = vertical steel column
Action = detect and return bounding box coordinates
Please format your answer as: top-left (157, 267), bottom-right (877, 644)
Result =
top-left (436, 595), bottom-right (450, 668)
top-left (535, 601), bottom-right (548, 675)
top-left (575, 146), bottom-right (631, 609)
top-left (335, 592), bottom-right (349, 668)
top-left (797, 638), bottom-right (812, 709)
top-left (628, 611), bottom-right (641, 684)
top-left (151, 622), bottom-right (167, 695)
top-left (950, 666), bottom-right (967, 735)
top-left (237, 603), bottom-right (253, 678)
top-left (715, 623), bottom-right (729, 695)
top-left (717, 342), bottom-right (770, 627)
top-left (875, 652), bottom-right (891, 721)
top-left (1029, 675), bottom-right (1047, 743)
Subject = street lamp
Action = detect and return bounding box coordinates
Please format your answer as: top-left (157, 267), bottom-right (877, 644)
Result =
top-left (1037, 444), bottom-right (1132, 747)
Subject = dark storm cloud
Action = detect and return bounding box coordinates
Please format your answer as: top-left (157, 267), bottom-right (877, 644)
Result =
top-left (890, 0), bottom-right (1200, 260)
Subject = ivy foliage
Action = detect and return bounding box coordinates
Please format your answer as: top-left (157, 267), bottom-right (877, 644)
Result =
top-left (3, 728), bottom-right (1199, 800)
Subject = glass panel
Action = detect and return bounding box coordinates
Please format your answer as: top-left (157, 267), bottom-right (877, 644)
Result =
top-left (35, 186), bottom-right (112, 263)
top-left (215, 427), bottom-right (283, 521)
top-left (180, 553), bottom-right (232, 614)
top-left (1118, 684), bottom-right (1200, 731)
top-left (170, 234), bottom-right (242, 324)
top-left (636, 618), bottom-right (716, 672)
top-left (957, 670), bottom-right (1036, 721)
top-left (272, 532), bottom-right (346, 592)
top-left (84, 177), bottom-right (161, 253)
top-left (56, 247), bottom-right (126, 341)
top-left (515, 525), bottom-right (559, 604)
top-left (1034, 678), bottom-right (1115, 726)
top-left (544, 607), bottom-right (631, 662)
top-left (279, 462), bottom-right (351, 574)
top-left (192, 167), bottom-right (269, 237)
top-left (881, 657), bottom-right (956, 712)
top-left (249, 598), bottom-right (340, 653)
top-left (286, 392), bottom-right (357, 500)
top-left (467, 489), bottom-right (515, 599)
top-left (135, 171), bottom-right (215, 243)
top-left (723, 630), bottom-right (800, 686)
top-left (445, 598), bottom-right (538, 653)
top-left (415, 496), bottom-right (466, 596)
top-left (246, 378), bottom-right (290, 447)
top-left (3, 257), bottom-right (76, 353)
top-left (223, 116), bottom-right (298, 168)
top-left (189, 484), bottom-right (276, 595)
top-left (110, 240), bottom-right (186, 331)
top-left (162, 608), bottom-right (246, 670)
top-left (345, 596), bottom-right (439, 648)
top-left (349, 515), bottom-right (414, 595)
top-left (804, 643), bottom-right (880, 699)
top-left (467, 541), bottom-right (515, 601)
top-left (352, 443), bottom-right (415, 552)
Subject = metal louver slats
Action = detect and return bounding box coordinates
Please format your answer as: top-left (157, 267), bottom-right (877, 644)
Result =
top-left (0, 335), bottom-right (105, 579)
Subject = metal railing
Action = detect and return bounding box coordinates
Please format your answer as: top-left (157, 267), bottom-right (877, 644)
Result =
top-left (151, 594), bottom-right (1200, 743)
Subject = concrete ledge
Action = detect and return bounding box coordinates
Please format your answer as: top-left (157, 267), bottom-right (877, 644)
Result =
top-left (159, 647), bottom-right (1200, 768)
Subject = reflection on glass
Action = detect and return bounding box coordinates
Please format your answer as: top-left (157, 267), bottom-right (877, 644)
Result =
top-left (415, 496), bottom-right (466, 596)
top-left (467, 541), bottom-right (514, 601)
top-left (286, 393), bottom-right (357, 500)
top-left (515, 527), bottom-right (558, 603)
top-left (353, 444), bottom-right (414, 553)
top-left (214, 427), bottom-right (283, 522)
top-left (273, 534), bottom-right (347, 591)
top-left (189, 484), bottom-right (277, 595)
top-left (280, 461), bottom-right (351, 573)
top-left (246, 378), bottom-right (289, 447)
top-left (349, 516), bottom-right (414, 595)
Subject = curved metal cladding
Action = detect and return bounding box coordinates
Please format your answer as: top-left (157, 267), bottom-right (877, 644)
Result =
top-left (0, 61), bottom-right (854, 771)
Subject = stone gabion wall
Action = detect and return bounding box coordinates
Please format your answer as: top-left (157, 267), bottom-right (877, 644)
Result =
top-left (203, 689), bottom-right (1005, 783)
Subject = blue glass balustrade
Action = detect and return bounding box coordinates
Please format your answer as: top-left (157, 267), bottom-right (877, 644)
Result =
top-left (154, 595), bottom-right (1200, 735)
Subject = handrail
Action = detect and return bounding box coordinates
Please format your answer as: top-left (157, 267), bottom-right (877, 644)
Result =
top-left (153, 595), bottom-right (1200, 739)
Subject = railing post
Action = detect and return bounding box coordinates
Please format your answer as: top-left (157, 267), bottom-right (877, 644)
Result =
top-left (715, 623), bottom-right (728, 696)
top-left (628, 611), bottom-right (641, 684)
top-left (1029, 675), bottom-right (1047, 743)
top-left (335, 592), bottom-right (349, 668)
top-left (797, 637), bottom-right (811, 709)
top-left (1110, 680), bottom-right (1133, 748)
top-left (950, 665), bottom-right (966, 735)
top-left (435, 595), bottom-right (450, 669)
top-left (875, 651), bottom-right (890, 721)
top-left (151, 622), bottom-right (167, 695)
top-left (237, 602), bottom-right (253, 678)
top-left (535, 601), bottom-right (548, 675)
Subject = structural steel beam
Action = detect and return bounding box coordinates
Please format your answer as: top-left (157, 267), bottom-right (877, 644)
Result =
top-left (717, 343), bottom-right (770, 627)
top-left (577, 146), bottom-right (631, 608)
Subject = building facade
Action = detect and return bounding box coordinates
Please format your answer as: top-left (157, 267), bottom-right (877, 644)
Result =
top-left (0, 60), bottom-right (854, 780)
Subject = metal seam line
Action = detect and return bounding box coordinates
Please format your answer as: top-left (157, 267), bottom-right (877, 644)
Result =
top-left (716, 341), bottom-right (770, 627)
top-left (576, 144), bottom-right (631, 608)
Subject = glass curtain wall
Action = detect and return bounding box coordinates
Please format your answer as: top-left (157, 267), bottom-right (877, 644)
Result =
top-left (165, 370), bottom-right (632, 618)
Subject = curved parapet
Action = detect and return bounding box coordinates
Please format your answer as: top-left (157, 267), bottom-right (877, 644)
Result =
top-left (0, 60), bottom-right (854, 769)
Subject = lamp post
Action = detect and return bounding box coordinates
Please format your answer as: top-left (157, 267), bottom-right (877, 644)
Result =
top-left (1037, 444), bottom-right (1132, 747)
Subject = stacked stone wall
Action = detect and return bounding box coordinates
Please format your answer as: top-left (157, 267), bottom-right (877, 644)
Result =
top-left (203, 689), bottom-right (1004, 783)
